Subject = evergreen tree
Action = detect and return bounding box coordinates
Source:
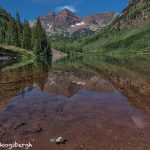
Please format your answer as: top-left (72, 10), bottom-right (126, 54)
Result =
top-left (0, 8), bottom-right (51, 57)
top-left (32, 18), bottom-right (51, 56)
top-left (5, 18), bottom-right (20, 46)
top-left (5, 19), bottom-right (13, 44)
top-left (16, 12), bottom-right (22, 47)
top-left (31, 27), bottom-right (36, 48)
top-left (35, 18), bottom-right (43, 53)
top-left (0, 20), bottom-right (7, 43)
top-left (21, 20), bottom-right (31, 50)
top-left (33, 38), bottom-right (41, 55)
top-left (31, 19), bottom-right (42, 53)
top-left (41, 27), bottom-right (47, 50)
top-left (11, 20), bottom-right (19, 46)
top-left (43, 40), bottom-right (51, 57)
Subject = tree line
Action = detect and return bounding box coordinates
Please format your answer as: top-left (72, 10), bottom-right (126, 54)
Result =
top-left (0, 10), bottom-right (51, 57)
top-left (51, 37), bottom-right (82, 54)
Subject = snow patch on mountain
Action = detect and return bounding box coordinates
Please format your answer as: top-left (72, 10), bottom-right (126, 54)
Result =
top-left (71, 21), bottom-right (85, 27)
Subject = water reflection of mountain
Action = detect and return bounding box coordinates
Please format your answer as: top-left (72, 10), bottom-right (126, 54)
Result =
top-left (44, 70), bottom-right (115, 97)
top-left (0, 54), bottom-right (150, 118)
top-left (0, 63), bottom-right (49, 108)
top-left (53, 54), bottom-right (150, 116)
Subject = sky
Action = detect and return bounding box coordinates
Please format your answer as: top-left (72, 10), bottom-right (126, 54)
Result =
top-left (0, 0), bottom-right (128, 21)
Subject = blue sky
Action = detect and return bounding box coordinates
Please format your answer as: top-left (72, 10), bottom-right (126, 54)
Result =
top-left (0, 0), bottom-right (128, 21)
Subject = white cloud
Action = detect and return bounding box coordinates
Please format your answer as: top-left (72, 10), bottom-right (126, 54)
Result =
top-left (56, 6), bottom-right (77, 13)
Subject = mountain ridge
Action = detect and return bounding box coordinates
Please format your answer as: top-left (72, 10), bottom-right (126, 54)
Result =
top-left (82, 0), bottom-right (150, 52)
top-left (30, 8), bottom-right (117, 37)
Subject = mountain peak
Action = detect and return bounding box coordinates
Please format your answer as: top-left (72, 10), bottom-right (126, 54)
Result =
top-left (58, 8), bottom-right (75, 16)
top-left (61, 8), bottom-right (73, 12)
top-left (30, 9), bottom-right (117, 37)
top-left (48, 12), bottom-right (56, 16)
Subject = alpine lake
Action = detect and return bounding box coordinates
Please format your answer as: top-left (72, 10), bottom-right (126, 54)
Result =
top-left (0, 52), bottom-right (150, 150)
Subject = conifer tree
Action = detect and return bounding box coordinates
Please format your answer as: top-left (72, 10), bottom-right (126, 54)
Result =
top-left (0, 20), bottom-right (7, 43)
top-left (41, 27), bottom-right (47, 50)
top-left (31, 27), bottom-right (36, 48)
top-left (33, 38), bottom-right (41, 55)
top-left (32, 18), bottom-right (43, 54)
top-left (43, 40), bottom-right (51, 57)
top-left (11, 20), bottom-right (19, 46)
top-left (5, 18), bottom-right (19, 46)
top-left (21, 20), bottom-right (31, 50)
top-left (32, 18), bottom-right (51, 56)
top-left (0, 8), bottom-right (51, 56)
top-left (5, 19), bottom-right (13, 45)
top-left (16, 12), bottom-right (22, 47)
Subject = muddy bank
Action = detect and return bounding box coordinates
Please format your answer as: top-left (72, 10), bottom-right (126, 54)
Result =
top-left (0, 56), bottom-right (20, 61)
top-left (51, 48), bottom-right (68, 63)
top-left (0, 56), bottom-right (10, 61)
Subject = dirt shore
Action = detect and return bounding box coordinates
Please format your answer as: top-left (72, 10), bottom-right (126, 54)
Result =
top-left (51, 48), bottom-right (68, 63)
top-left (0, 56), bottom-right (10, 60)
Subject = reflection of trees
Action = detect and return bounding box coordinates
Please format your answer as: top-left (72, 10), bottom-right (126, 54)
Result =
top-left (0, 60), bottom-right (17, 69)
top-left (16, 87), bottom-right (33, 99)
top-left (0, 69), bottom-right (1, 81)
top-left (0, 57), bottom-right (51, 108)
top-left (83, 61), bottom-right (150, 118)
top-left (34, 56), bottom-right (52, 68)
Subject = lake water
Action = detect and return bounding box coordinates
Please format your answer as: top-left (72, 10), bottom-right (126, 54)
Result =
top-left (0, 54), bottom-right (150, 150)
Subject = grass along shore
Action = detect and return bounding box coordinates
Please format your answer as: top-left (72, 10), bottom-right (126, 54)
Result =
top-left (0, 44), bottom-right (34, 58)
top-left (0, 44), bottom-right (35, 70)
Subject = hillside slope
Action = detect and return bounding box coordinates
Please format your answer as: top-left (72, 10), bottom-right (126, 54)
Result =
top-left (0, 7), bottom-right (11, 21)
top-left (82, 0), bottom-right (150, 52)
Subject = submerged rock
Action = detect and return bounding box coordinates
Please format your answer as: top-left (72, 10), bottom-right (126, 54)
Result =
top-left (50, 137), bottom-right (66, 144)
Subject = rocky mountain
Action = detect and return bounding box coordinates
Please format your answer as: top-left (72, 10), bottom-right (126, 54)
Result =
top-left (111, 0), bottom-right (150, 30)
top-left (39, 9), bottom-right (81, 32)
top-left (82, 0), bottom-right (150, 51)
top-left (83, 11), bottom-right (116, 27)
top-left (30, 9), bottom-right (117, 37)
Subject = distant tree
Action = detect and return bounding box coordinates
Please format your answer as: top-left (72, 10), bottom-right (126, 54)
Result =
top-left (32, 18), bottom-right (51, 56)
top-left (0, 20), bottom-right (7, 43)
top-left (128, 0), bottom-right (133, 5)
top-left (5, 19), bottom-right (12, 44)
top-left (16, 12), bottom-right (20, 22)
top-left (11, 20), bottom-right (20, 46)
top-left (43, 40), bottom-right (51, 57)
top-left (0, 9), bottom-right (51, 56)
top-left (21, 20), bottom-right (31, 50)
top-left (16, 12), bottom-right (23, 47)
top-left (32, 18), bottom-right (42, 54)
top-left (33, 38), bottom-right (41, 55)
top-left (31, 26), bottom-right (36, 48)
top-left (41, 28), bottom-right (48, 50)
